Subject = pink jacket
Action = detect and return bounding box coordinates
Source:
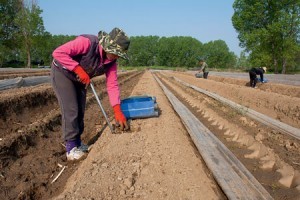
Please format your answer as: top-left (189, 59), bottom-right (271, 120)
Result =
top-left (52, 36), bottom-right (120, 107)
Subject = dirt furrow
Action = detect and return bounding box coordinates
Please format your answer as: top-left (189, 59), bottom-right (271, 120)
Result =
top-left (0, 71), bottom-right (143, 200)
top-left (1, 69), bottom-right (299, 200)
top-left (156, 72), bottom-right (300, 199)
top-left (53, 70), bottom-right (223, 200)
top-left (0, 72), bottom-right (51, 80)
top-left (169, 72), bottom-right (300, 129)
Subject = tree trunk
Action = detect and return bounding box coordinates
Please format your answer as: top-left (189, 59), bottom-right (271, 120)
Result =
top-left (273, 58), bottom-right (278, 74)
top-left (271, 43), bottom-right (278, 73)
top-left (281, 59), bottom-right (287, 74)
top-left (25, 38), bottom-right (31, 68)
top-left (27, 49), bottom-right (31, 68)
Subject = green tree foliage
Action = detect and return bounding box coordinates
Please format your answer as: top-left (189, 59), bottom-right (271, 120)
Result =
top-left (141, 36), bottom-right (203, 68)
top-left (202, 40), bottom-right (236, 68)
top-left (14, 0), bottom-right (45, 68)
top-left (31, 31), bottom-right (52, 65)
top-left (232, 0), bottom-right (300, 73)
top-left (0, 0), bottom-right (75, 67)
top-left (1, 0), bottom-right (237, 70)
top-left (236, 51), bottom-right (251, 69)
top-left (32, 34), bottom-right (75, 66)
top-left (0, 0), bottom-right (22, 66)
top-left (119, 36), bottom-right (236, 68)
top-left (119, 35), bottom-right (212, 68)
top-left (125, 36), bottom-right (159, 67)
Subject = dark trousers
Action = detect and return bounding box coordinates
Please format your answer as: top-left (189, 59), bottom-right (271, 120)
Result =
top-left (249, 71), bottom-right (257, 87)
top-left (51, 65), bottom-right (87, 142)
top-left (203, 72), bottom-right (209, 79)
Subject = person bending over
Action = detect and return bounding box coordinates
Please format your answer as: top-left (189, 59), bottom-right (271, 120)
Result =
top-left (51, 27), bottom-right (130, 161)
top-left (249, 67), bottom-right (267, 88)
top-left (198, 59), bottom-right (209, 79)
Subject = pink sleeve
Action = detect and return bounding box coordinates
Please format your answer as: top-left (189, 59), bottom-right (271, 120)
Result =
top-left (105, 62), bottom-right (120, 107)
top-left (52, 36), bottom-right (91, 71)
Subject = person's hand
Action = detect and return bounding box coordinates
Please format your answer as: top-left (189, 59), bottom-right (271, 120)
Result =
top-left (73, 65), bottom-right (90, 85)
top-left (113, 104), bottom-right (129, 131)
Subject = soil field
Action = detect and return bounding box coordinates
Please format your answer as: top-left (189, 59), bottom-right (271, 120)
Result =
top-left (0, 68), bottom-right (50, 80)
top-left (207, 71), bottom-right (300, 86)
top-left (0, 69), bottom-right (299, 200)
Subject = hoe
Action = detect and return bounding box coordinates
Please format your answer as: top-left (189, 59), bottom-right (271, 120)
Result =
top-left (90, 81), bottom-right (115, 134)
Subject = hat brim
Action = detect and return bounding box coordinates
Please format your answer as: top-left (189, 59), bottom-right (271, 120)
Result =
top-left (103, 48), bottom-right (129, 60)
top-left (99, 33), bottom-right (129, 60)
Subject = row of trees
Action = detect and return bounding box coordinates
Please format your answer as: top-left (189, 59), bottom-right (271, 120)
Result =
top-left (1, 0), bottom-right (299, 73)
top-left (0, 0), bottom-right (236, 69)
top-left (0, 0), bottom-right (75, 68)
top-left (121, 36), bottom-right (236, 69)
top-left (232, 0), bottom-right (300, 73)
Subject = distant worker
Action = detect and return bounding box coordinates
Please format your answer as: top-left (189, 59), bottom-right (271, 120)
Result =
top-left (198, 58), bottom-right (209, 79)
top-left (249, 67), bottom-right (267, 88)
top-left (51, 27), bottom-right (130, 161)
top-left (38, 59), bottom-right (44, 68)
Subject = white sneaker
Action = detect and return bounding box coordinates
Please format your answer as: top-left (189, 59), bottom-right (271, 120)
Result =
top-left (66, 147), bottom-right (86, 161)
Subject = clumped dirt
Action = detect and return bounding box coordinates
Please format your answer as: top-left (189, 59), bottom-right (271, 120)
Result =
top-left (0, 69), bottom-right (299, 200)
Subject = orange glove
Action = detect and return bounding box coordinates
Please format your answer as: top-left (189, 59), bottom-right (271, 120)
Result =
top-left (73, 65), bottom-right (90, 85)
top-left (113, 104), bottom-right (129, 131)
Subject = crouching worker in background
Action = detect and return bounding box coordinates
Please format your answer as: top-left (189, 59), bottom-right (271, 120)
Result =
top-left (249, 67), bottom-right (267, 88)
top-left (50, 28), bottom-right (130, 161)
top-left (198, 58), bottom-right (209, 79)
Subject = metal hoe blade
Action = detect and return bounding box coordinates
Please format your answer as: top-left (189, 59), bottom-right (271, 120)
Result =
top-left (90, 82), bottom-right (114, 134)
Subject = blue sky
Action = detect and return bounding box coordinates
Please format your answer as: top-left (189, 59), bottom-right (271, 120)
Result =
top-left (39, 0), bottom-right (244, 55)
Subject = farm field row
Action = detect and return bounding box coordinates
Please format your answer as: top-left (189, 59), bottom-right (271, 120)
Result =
top-left (0, 70), bottom-right (299, 199)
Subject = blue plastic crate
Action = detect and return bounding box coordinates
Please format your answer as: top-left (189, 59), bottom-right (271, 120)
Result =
top-left (195, 73), bottom-right (203, 78)
top-left (256, 78), bottom-right (268, 83)
top-left (121, 95), bottom-right (159, 119)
